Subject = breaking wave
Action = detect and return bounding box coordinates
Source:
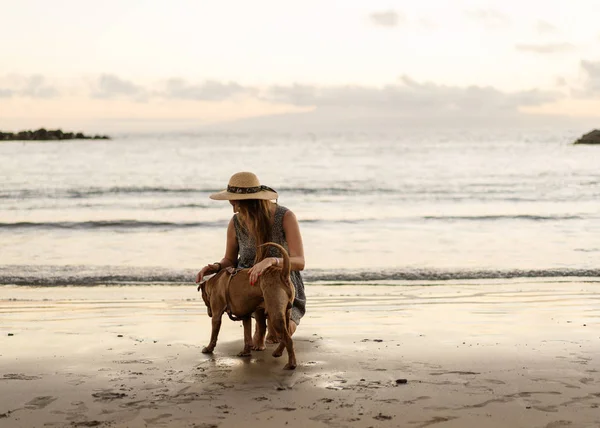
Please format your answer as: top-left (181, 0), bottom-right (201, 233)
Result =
top-left (1, 265), bottom-right (599, 286)
top-left (0, 220), bottom-right (227, 230)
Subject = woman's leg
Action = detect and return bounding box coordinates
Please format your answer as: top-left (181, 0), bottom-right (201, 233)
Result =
top-left (288, 320), bottom-right (297, 336)
top-left (265, 325), bottom-right (279, 344)
top-left (252, 309), bottom-right (267, 350)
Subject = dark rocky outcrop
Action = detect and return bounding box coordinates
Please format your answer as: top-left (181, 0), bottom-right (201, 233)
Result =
top-left (573, 129), bottom-right (600, 145)
top-left (0, 129), bottom-right (110, 141)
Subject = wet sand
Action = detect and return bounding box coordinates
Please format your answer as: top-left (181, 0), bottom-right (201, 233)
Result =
top-left (1, 280), bottom-right (599, 427)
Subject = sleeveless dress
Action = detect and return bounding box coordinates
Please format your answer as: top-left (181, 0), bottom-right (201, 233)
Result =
top-left (233, 205), bottom-right (306, 325)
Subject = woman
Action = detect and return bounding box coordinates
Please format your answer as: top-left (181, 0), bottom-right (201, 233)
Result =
top-left (195, 171), bottom-right (306, 347)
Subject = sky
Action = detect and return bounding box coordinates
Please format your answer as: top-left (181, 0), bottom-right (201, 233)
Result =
top-left (1, 0), bottom-right (600, 132)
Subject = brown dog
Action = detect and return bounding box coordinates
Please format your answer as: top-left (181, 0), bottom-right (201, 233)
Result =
top-left (198, 242), bottom-right (297, 370)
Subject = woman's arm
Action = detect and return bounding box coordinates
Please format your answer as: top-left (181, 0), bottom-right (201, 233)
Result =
top-left (280, 209), bottom-right (305, 271)
top-left (220, 217), bottom-right (239, 269)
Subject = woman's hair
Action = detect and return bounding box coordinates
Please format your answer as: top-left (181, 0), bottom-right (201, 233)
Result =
top-left (236, 199), bottom-right (273, 262)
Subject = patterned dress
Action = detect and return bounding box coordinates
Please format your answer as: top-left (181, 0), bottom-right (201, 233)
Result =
top-left (233, 205), bottom-right (306, 324)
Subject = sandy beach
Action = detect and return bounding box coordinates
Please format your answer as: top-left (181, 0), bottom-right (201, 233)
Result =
top-left (1, 280), bottom-right (599, 428)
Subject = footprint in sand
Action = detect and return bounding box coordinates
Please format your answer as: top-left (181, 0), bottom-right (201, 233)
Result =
top-left (1, 373), bottom-right (41, 380)
top-left (544, 420), bottom-right (572, 427)
top-left (25, 396), bottom-right (57, 409)
top-left (71, 421), bottom-right (103, 427)
top-left (429, 371), bottom-right (480, 376)
top-left (402, 396), bottom-right (431, 405)
top-left (515, 391), bottom-right (562, 398)
top-left (113, 359), bottom-right (153, 365)
top-left (373, 413), bottom-right (393, 421)
top-left (143, 413), bottom-right (172, 424)
top-left (532, 405), bottom-right (559, 413)
top-left (91, 391), bottom-right (128, 401)
top-left (310, 413), bottom-right (337, 425)
top-left (412, 416), bottom-right (458, 428)
top-left (484, 379), bottom-right (506, 385)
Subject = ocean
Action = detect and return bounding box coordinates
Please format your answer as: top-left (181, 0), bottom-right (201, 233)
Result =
top-left (1, 129), bottom-right (599, 286)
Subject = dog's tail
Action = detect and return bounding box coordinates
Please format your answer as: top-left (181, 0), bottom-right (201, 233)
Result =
top-left (259, 242), bottom-right (291, 284)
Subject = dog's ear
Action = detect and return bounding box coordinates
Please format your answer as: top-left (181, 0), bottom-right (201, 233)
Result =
top-left (198, 280), bottom-right (213, 317)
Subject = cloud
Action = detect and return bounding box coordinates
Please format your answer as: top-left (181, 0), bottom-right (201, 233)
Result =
top-left (515, 43), bottom-right (575, 54)
top-left (0, 75), bottom-right (59, 99)
top-left (369, 10), bottom-right (402, 27)
top-left (579, 60), bottom-right (600, 96)
top-left (92, 74), bottom-right (146, 99)
top-left (536, 20), bottom-right (559, 34)
top-left (266, 84), bottom-right (318, 106)
top-left (160, 79), bottom-right (253, 101)
top-left (262, 76), bottom-right (559, 116)
top-left (20, 75), bottom-right (60, 98)
top-left (0, 73), bottom-right (565, 128)
top-left (87, 76), bottom-right (253, 101)
top-left (465, 9), bottom-right (510, 27)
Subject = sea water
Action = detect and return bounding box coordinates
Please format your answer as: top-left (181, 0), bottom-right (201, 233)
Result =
top-left (1, 129), bottom-right (599, 285)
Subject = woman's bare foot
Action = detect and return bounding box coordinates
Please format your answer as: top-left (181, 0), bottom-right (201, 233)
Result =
top-left (252, 330), bottom-right (266, 350)
top-left (265, 335), bottom-right (279, 344)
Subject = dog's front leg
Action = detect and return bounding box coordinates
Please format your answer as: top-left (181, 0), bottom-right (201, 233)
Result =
top-left (202, 311), bottom-right (224, 354)
top-left (237, 318), bottom-right (253, 357)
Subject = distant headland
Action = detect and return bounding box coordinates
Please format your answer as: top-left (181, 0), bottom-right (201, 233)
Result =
top-left (0, 128), bottom-right (110, 141)
top-left (573, 129), bottom-right (600, 145)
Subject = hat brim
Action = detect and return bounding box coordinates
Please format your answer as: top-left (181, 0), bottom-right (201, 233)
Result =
top-left (209, 190), bottom-right (278, 201)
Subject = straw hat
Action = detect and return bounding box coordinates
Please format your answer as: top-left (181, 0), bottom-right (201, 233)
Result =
top-left (209, 172), bottom-right (278, 201)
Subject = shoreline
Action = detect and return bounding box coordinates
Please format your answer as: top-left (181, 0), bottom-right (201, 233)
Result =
top-left (1, 281), bottom-right (599, 427)
top-left (2, 267), bottom-right (600, 287)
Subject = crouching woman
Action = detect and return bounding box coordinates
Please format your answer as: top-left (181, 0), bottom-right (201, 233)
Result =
top-left (195, 171), bottom-right (306, 347)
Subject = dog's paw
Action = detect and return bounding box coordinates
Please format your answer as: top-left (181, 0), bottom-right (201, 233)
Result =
top-left (201, 346), bottom-right (214, 354)
top-left (265, 336), bottom-right (280, 345)
top-left (283, 362), bottom-right (297, 370)
top-left (272, 350), bottom-right (283, 358)
top-left (252, 345), bottom-right (266, 351)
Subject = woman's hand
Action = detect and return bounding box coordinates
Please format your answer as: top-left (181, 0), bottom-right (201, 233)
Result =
top-left (195, 263), bottom-right (221, 284)
top-left (248, 258), bottom-right (275, 286)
